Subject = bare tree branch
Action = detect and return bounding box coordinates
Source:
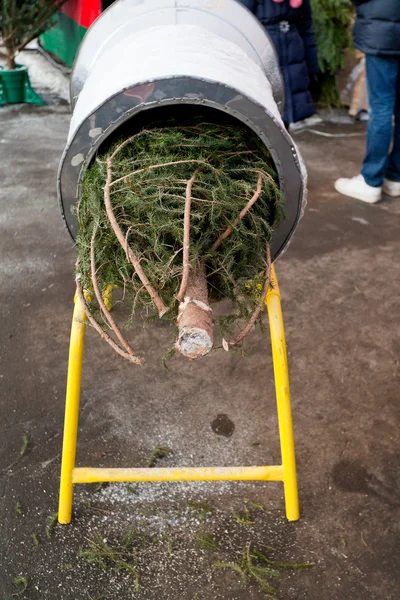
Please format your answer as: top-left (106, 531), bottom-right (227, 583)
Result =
top-left (90, 223), bottom-right (142, 360)
top-left (209, 172), bottom-right (263, 253)
top-left (176, 168), bottom-right (199, 302)
top-left (110, 159), bottom-right (209, 188)
top-left (104, 158), bottom-right (169, 317)
top-left (224, 244), bottom-right (271, 348)
top-left (75, 271), bottom-right (144, 366)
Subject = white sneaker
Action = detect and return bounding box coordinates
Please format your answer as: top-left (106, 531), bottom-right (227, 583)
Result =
top-left (383, 178), bottom-right (400, 197)
top-left (334, 174), bottom-right (382, 204)
top-left (289, 115), bottom-right (323, 132)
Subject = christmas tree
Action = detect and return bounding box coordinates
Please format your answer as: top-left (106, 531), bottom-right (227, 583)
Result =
top-left (76, 115), bottom-right (284, 365)
top-left (0, 0), bottom-right (66, 70)
top-left (311, 0), bottom-right (354, 106)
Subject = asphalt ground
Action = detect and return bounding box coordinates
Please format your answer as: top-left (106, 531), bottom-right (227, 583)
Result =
top-left (0, 105), bottom-right (399, 600)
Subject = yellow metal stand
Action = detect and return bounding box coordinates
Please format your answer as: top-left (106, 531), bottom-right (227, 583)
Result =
top-left (58, 265), bottom-right (299, 524)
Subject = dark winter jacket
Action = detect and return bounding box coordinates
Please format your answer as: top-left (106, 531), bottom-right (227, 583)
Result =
top-left (238, 0), bottom-right (319, 124)
top-left (353, 0), bottom-right (400, 57)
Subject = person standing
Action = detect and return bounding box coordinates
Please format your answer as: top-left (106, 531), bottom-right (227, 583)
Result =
top-left (238, 0), bottom-right (319, 127)
top-left (335, 0), bottom-right (400, 204)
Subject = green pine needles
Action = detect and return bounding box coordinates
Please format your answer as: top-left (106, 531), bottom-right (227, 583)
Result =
top-left (0, 0), bottom-right (67, 70)
top-left (76, 117), bottom-right (284, 365)
top-left (311, 0), bottom-right (354, 107)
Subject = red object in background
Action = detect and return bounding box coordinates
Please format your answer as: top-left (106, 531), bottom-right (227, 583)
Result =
top-left (40, 0), bottom-right (116, 67)
top-left (61, 0), bottom-right (101, 29)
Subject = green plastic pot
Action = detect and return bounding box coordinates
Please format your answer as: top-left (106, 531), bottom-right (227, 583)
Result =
top-left (1, 65), bottom-right (26, 103)
top-left (0, 64), bottom-right (45, 106)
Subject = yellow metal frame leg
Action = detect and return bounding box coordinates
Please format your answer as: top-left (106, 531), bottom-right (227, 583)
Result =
top-left (266, 265), bottom-right (299, 521)
top-left (58, 268), bottom-right (299, 524)
top-left (58, 294), bottom-right (87, 524)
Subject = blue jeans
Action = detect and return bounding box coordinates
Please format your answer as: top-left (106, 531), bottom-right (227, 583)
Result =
top-left (362, 55), bottom-right (400, 187)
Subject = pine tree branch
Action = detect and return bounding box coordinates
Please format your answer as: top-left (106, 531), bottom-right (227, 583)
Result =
top-left (108, 131), bottom-right (151, 161)
top-left (209, 172), bottom-right (263, 253)
top-left (75, 271), bottom-right (144, 366)
top-left (7, 1), bottom-right (68, 56)
top-left (110, 159), bottom-right (209, 189)
top-left (224, 244), bottom-right (271, 349)
top-left (176, 168), bottom-right (199, 302)
top-left (104, 157), bottom-right (169, 317)
top-left (90, 223), bottom-right (142, 360)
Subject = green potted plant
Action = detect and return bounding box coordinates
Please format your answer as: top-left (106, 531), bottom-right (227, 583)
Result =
top-left (310, 0), bottom-right (354, 107)
top-left (0, 0), bottom-right (66, 105)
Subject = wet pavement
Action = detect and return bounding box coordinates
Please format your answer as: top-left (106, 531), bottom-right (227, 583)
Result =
top-left (0, 105), bottom-right (399, 600)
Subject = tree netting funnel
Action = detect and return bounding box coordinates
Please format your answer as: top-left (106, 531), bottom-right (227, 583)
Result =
top-left (58, 0), bottom-right (307, 260)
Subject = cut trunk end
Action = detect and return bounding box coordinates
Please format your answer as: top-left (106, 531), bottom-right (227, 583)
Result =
top-left (176, 266), bottom-right (213, 359)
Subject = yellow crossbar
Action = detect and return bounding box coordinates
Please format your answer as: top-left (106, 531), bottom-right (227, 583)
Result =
top-left (72, 465), bottom-right (285, 484)
top-left (58, 265), bottom-right (299, 524)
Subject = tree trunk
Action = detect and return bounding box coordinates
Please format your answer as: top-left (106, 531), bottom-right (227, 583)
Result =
top-left (176, 265), bottom-right (213, 359)
top-left (6, 52), bottom-right (16, 71)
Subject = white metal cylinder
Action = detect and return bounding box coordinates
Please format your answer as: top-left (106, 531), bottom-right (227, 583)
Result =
top-left (58, 0), bottom-right (307, 260)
